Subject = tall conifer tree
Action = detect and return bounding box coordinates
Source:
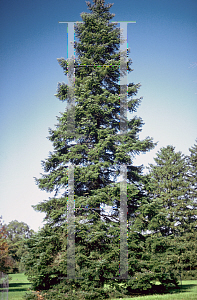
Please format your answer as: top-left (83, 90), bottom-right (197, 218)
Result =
top-left (177, 139), bottom-right (197, 279)
top-left (145, 145), bottom-right (196, 237)
top-left (23, 1), bottom-right (155, 298)
top-left (187, 139), bottom-right (197, 207)
top-left (136, 145), bottom-right (197, 287)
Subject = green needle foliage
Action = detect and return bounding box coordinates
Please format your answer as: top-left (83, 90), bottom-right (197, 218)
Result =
top-left (187, 139), bottom-right (197, 206)
top-left (135, 145), bottom-right (197, 288)
top-left (23, 0), bottom-right (155, 299)
top-left (178, 139), bottom-right (197, 279)
top-left (145, 145), bottom-right (196, 237)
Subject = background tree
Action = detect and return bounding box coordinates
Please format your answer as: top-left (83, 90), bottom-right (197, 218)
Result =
top-left (143, 146), bottom-right (193, 236)
top-left (23, 0), bottom-right (156, 299)
top-left (187, 139), bottom-right (197, 214)
top-left (178, 139), bottom-right (197, 279)
top-left (5, 220), bottom-right (35, 273)
top-left (0, 217), bottom-right (13, 273)
top-left (136, 145), bottom-right (197, 285)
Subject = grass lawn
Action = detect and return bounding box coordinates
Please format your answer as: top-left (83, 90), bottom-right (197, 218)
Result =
top-left (109, 280), bottom-right (197, 300)
top-left (8, 273), bottom-right (31, 300)
top-left (5, 274), bottom-right (197, 300)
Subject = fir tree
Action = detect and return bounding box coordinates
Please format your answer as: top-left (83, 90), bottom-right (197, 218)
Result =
top-left (135, 145), bottom-right (197, 287)
top-left (23, 0), bottom-right (155, 299)
top-left (177, 139), bottom-right (197, 279)
top-left (144, 145), bottom-right (193, 237)
top-left (187, 139), bottom-right (197, 210)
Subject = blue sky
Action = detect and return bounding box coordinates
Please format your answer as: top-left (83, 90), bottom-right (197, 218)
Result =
top-left (0, 0), bottom-right (196, 232)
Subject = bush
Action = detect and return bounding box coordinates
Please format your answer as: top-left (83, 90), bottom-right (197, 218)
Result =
top-left (126, 272), bottom-right (155, 293)
top-left (23, 284), bottom-right (127, 300)
top-left (181, 270), bottom-right (197, 280)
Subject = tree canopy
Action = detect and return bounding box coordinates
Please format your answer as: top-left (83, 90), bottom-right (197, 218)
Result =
top-left (4, 220), bottom-right (35, 273)
top-left (0, 217), bottom-right (13, 273)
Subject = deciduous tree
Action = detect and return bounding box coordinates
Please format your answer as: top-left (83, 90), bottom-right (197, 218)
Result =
top-left (5, 220), bottom-right (35, 273)
top-left (0, 217), bottom-right (13, 273)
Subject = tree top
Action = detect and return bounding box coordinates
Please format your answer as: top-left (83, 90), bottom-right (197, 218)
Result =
top-left (85, 0), bottom-right (114, 15)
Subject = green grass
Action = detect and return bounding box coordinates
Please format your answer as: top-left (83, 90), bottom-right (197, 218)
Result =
top-left (109, 280), bottom-right (197, 300)
top-left (8, 273), bottom-right (31, 300)
top-left (5, 274), bottom-right (197, 300)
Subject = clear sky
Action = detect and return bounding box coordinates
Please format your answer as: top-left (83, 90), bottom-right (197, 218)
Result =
top-left (0, 0), bottom-right (196, 232)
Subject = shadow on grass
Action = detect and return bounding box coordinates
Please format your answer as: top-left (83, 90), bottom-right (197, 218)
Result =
top-left (9, 282), bottom-right (31, 293)
top-left (168, 283), bottom-right (197, 294)
top-left (126, 282), bottom-right (197, 297)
